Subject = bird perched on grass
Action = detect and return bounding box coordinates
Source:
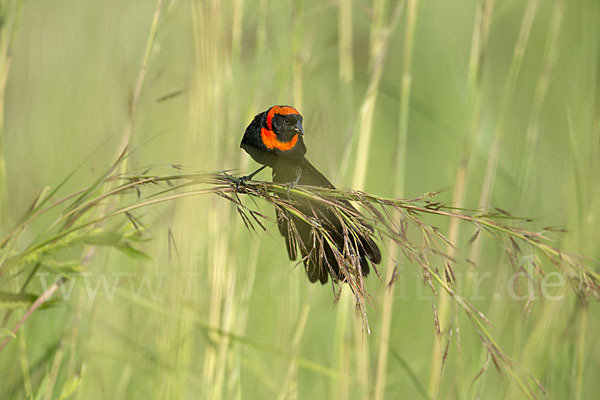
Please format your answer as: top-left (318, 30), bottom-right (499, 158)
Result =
top-left (239, 105), bottom-right (381, 284)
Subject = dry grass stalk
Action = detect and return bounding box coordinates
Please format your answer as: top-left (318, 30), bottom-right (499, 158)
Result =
top-left (0, 165), bottom-right (597, 398)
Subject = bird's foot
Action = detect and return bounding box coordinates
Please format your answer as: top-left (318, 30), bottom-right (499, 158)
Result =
top-left (285, 166), bottom-right (303, 194)
top-left (235, 165), bottom-right (267, 193)
top-left (236, 175), bottom-right (250, 193)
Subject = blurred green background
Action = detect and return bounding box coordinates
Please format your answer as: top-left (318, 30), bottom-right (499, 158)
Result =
top-left (1, 0), bottom-right (599, 398)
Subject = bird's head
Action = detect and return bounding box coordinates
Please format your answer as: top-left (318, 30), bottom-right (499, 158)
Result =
top-left (260, 105), bottom-right (304, 151)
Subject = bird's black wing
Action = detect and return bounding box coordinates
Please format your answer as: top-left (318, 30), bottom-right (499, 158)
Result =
top-left (273, 158), bottom-right (381, 284)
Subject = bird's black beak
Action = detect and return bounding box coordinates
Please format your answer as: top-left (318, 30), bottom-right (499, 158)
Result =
top-left (293, 121), bottom-right (304, 136)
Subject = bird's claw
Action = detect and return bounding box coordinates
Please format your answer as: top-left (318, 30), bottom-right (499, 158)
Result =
top-left (285, 167), bottom-right (303, 195)
top-left (285, 180), bottom-right (296, 194)
top-left (236, 165), bottom-right (267, 193)
top-left (236, 175), bottom-right (250, 193)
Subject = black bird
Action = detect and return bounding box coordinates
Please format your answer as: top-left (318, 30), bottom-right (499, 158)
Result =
top-left (240, 105), bottom-right (381, 284)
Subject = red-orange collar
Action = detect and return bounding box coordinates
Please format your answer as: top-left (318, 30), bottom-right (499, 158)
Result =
top-left (260, 128), bottom-right (298, 151)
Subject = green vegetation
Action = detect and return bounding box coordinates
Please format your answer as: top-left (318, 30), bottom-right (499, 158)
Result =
top-left (0, 0), bottom-right (599, 399)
